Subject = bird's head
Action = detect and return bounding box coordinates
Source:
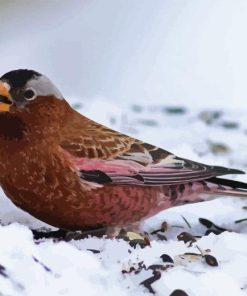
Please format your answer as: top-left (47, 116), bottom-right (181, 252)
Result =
top-left (0, 69), bottom-right (64, 112)
top-left (0, 69), bottom-right (71, 143)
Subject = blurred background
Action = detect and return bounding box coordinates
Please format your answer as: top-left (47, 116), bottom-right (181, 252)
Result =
top-left (1, 0), bottom-right (247, 108)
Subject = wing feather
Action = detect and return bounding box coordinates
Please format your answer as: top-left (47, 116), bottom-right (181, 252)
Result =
top-left (60, 110), bottom-right (244, 186)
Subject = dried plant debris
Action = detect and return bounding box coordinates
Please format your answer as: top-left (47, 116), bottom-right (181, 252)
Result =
top-left (235, 218), bottom-right (247, 224)
top-left (140, 271), bottom-right (162, 294)
top-left (199, 218), bottom-right (229, 235)
top-left (33, 256), bottom-right (52, 273)
top-left (181, 216), bottom-right (192, 228)
top-left (169, 290), bottom-right (189, 296)
top-left (177, 232), bottom-right (197, 245)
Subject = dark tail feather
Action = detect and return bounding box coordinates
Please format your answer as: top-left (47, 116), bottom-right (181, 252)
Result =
top-left (208, 165), bottom-right (245, 176)
top-left (207, 177), bottom-right (247, 197)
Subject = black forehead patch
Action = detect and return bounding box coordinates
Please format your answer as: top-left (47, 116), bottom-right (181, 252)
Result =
top-left (1, 69), bottom-right (41, 89)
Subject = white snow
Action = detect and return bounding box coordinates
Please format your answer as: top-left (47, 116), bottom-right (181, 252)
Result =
top-left (0, 99), bottom-right (247, 296)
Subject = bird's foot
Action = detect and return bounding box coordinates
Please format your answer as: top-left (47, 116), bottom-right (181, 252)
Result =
top-left (32, 224), bottom-right (151, 247)
top-left (32, 226), bottom-right (107, 241)
top-left (119, 229), bottom-right (151, 248)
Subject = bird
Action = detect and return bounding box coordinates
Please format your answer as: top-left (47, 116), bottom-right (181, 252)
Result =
top-left (0, 69), bottom-right (246, 236)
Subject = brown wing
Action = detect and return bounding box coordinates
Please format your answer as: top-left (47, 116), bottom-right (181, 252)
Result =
top-left (60, 109), bottom-right (244, 186)
top-left (60, 108), bottom-right (171, 162)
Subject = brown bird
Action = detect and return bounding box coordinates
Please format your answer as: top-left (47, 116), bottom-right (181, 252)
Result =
top-left (0, 69), bottom-right (246, 235)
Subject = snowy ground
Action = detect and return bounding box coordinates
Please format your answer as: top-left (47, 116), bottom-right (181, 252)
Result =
top-left (0, 99), bottom-right (247, 296)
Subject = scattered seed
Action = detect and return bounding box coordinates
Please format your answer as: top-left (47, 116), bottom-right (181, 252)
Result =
top-left (204, 229), bottom-right (222, 235)
top-left (204, 254), bottom-right (218, 267)
top-left (177, 232), bottom-right (196, 244)
top-left (87, 249), bottom-right (101, 254)
top-left (169, 289), bottom-right (189, 296)
top-left (129, 239), bottom-right (147, 249)
top-left (144, 236), bottom-right (151, 246)
top-left (140, 271), bottom-right (161, 294)
top-left (161, 221), bottom-right (168, 232)
top-left (160, 254), bottom-right (174, 264)
top-left (199, 218), bottom-right (227, 234)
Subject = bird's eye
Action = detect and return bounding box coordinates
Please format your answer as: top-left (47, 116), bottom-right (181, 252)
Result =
top-left (24, 88), bottom-right (36, 100)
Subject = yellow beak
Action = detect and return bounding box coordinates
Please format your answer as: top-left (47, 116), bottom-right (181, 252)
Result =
top-left (0, 82), bottom-right (12, 112)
